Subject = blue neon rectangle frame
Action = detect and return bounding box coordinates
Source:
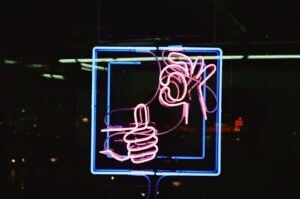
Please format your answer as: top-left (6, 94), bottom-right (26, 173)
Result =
top-left (90, 46), bottom-right (222, 176)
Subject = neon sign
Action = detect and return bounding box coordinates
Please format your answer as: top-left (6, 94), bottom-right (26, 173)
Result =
top-left (91, 46), bottom-right (223, 176)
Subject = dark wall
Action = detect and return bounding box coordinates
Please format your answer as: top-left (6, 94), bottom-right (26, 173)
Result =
top-left (1, 58), bottom-right (299, 198)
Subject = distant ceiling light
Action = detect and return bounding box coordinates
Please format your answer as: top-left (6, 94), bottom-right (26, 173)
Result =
top-left (4, 59), bottom-right (18, 64)
top-left (58, 59), bottom-right (77, 63)
top-left (28, 64), bottom-right (44, 68)
top-left (80, 63), bottom-right (93, 68)
top-left (77, 58), bottom-right (93, 62)
top-left (77, 58), bottom-right (114, 63)
top-left (80, 63), bottom-right (107, 71)
top-left (21, 158), bottom-right (26, 162)
top-left (42, 74), bottom-right (51, 78)
top-left (81, 67), bottom-right (92, 72)
top-left (247, 55), bottom-right (300, 59)
top-left (52, 74), bottom-right (64, 80)
top-left (62, 58), bottom-right (143, 64)
top-left (11, 158), bottom-right (16, 163)
top-left (97, 58), bottom-right (114, 62)
top-left (42, 73), bottom-right (64, 80)
top-left (62, 54), bottom-right (243, 64)
top-left (223, 55), bottom-right (244, 60)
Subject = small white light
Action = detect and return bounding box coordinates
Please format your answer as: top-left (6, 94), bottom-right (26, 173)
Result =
top-left (81, 117), bottom-right (89, 123)
top-left (50, 157), bottom-right (58, 163)
top-left (140, 192), bottom-right (145, 197)
top-left (52, 74), bottom-right (64, 80)
top-left (58, 59), bottom-right (77, 63)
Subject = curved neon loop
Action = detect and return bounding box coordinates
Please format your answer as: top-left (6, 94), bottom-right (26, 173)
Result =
top-left (159, 62), bottom-right (190, 124)
top-left (100, 104), bottom-right (158, 164)
top-left (159, 52), bottom-right (216, 121)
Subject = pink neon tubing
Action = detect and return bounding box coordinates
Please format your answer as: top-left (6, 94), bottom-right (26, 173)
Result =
top-left (100, 51), bottom-right (218, 164)
top-left (100, 104), bottom-right (158, 164)
top-left (159, 52), bottom-right (216, 121)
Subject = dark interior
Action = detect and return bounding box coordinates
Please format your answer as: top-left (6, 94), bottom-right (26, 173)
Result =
top-left (1, 0), bottom-right (300, 198)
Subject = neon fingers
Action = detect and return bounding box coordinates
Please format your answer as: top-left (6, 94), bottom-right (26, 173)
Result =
top-left (159, 52), bottom-right (216, 121)
top-left (100, 104), bottom-right (159, 164)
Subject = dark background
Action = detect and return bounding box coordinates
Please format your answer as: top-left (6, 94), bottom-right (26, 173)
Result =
top-left (1, 0), bottom-right (300, 198)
